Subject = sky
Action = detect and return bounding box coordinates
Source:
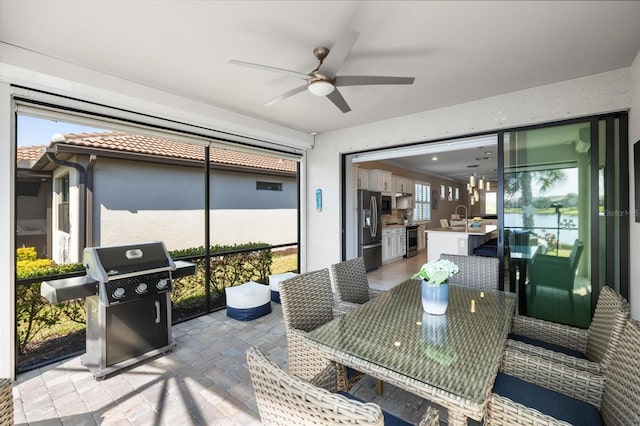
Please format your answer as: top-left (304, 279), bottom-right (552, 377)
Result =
top-left (17, 115), bottom-right (106, 147)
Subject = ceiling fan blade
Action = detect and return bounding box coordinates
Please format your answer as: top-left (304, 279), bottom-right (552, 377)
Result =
top-left (326, 89), bottom-right (351, 113)
top-left (320, 29), bottom-right (360, 77)
top-left (265, 85), bottom-right (308, 106)
top-left (335, 76), bottom-right (415, 86)
top-left (229, 60), bottom-right (311, 80)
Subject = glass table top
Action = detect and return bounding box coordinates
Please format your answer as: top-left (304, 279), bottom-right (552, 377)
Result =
top-left (308, 280), bottom-right (516, 404)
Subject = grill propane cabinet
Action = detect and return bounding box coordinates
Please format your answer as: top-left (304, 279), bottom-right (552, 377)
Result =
top-left (41, 242), bottom-right (196, 379)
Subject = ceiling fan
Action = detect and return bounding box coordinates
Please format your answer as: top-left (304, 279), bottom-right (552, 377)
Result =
top-left (229, 29), bottom-right (415, 113)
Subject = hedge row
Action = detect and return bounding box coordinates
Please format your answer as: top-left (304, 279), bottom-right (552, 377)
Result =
top-left (16, 243), bottom-right (272, 359)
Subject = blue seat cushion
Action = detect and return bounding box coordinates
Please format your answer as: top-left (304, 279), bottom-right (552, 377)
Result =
top-left (226, 301), bottom-right (271, 321)
top-left (493, 372), bottom-right (602, 426)
top-left (485, 238), bottom-right (498, 245)
top-left (338, 391), bottom-right (412, 426)
top-left (473, 245), bottom-right (497, 257)
top-left (508, 333), bottom-right (586, 359)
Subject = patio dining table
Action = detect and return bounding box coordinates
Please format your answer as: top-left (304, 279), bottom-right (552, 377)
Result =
top-left (307, 279), bottom-right (516, 425)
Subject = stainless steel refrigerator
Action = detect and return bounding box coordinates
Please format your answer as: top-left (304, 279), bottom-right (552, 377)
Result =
top-left (358, 189), bottom-right (382, 271)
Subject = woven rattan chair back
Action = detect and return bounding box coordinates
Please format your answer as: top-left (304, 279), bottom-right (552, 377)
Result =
top-left (331, 257), bottom-right (370, 305)
top-left (247, 346), bottom-right (384, 425)
top-left (586, 286), bottom-right (630, 367)
top-left (600, 319), bottom-right (640, 425)
top-left (280, 268), bottom-right (334, 332)
top-left (440, 253), bottom-right (499, 291)
top-left (0, 379), bottom-right (12, 426)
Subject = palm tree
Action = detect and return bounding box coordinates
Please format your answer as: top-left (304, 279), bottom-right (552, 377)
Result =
top-left (505, 169), bottom-right (566, 228)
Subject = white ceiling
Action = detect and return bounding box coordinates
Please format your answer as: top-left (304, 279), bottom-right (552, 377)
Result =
top-left (1, 1), bottom-right (640, 181)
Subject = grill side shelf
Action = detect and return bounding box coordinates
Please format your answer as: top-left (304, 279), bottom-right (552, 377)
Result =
top-left (173, 260), bottom-right (197, 279)
top-left (41, 276), bottom-right (99, 304)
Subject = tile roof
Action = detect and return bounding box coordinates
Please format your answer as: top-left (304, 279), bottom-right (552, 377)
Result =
top-left (17, 145), bottom-right (47, 162)
top-left (18, 132), bottom-right (297, 174)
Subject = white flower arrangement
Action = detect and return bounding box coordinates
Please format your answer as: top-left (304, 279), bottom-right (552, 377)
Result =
top-left (413, 259), bottom-right (459, 285)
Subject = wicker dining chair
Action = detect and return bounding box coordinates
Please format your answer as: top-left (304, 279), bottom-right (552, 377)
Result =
top-left (508, 285), bottom-right (630, 374)
top-left (247, 346), bottom-right (440, 426)
top-left (0, 378), bottom-right (12, 426)
top-left (280, 268), bottom-right (359, 390)
top-left (439, 254), bottom-right (499, 291)
top-left (487, 318), bottom-right (640, 425)
top-left (330, 257), bottom-right (384, 313)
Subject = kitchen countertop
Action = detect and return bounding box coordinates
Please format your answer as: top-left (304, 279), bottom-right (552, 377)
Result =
top-left (426, 224), bottom-right (497, 235)
top-left (383, 222), bottom-right (410, 228)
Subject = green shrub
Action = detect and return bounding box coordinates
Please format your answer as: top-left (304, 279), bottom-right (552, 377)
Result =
top-left (15, 252), bottom-right (84, 354)
top-left (170, 243), bottom-right (273, 317)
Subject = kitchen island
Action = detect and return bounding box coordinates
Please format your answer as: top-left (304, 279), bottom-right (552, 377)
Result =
top-left (426, 224), bottom-right (497, 262)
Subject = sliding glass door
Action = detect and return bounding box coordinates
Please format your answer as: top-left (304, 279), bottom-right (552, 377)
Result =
top-left (501, 114), bottom-right (628, 327)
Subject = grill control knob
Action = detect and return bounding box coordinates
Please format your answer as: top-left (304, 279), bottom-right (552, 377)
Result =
top-left (157, 279), bottom-right (168, 290)
top-left (113, 287), bottom-right (125, 299)
top-left (135, 283), bottom-right (148, 294)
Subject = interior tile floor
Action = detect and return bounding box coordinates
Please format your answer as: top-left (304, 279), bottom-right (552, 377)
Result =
top-left (12, 252), bottom-right (456, 426)
top-left (367, 250), bottom-right (427, 291)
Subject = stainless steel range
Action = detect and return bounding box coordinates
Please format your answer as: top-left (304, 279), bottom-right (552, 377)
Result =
top-left (41, 241), bottom-right (195, 379)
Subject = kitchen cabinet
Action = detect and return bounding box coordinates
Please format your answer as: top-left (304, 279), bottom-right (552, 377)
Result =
top-left (368, 169), bottom-right (392, 194)
top-left (382, 229), bottom-right (395, 263)
top-left (426, 225), bottom-right (496, 262)
top-left (393, 176), bottom-right (414, 194)
top-left (356, 169), bottom-right (369, 189)
top-left (382, 227), bottom-right (406, 263)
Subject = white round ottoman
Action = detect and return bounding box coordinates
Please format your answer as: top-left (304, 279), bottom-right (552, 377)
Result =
top-left (225, 281), bottom-right (271, 321)
top-left (268, 272), bottom-right (298, 303)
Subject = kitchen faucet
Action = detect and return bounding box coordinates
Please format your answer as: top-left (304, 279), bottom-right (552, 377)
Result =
top-left (455, 205), bottom-right (468, 230)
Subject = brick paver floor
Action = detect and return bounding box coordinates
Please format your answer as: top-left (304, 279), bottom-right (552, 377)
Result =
top-left (12, 303), bottom-right (449, 425)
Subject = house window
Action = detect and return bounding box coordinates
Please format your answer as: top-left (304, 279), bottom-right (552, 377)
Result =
top-left (485, 191), bottom-right (497, 215)
top-left (57, 174), bottom-right (70, 233)
top-left (413, 182), bottom-right (431, 221)
top-left (454, 187), bottom-right (460, 201)
top-left (256, 181), bottom-right (282, 191)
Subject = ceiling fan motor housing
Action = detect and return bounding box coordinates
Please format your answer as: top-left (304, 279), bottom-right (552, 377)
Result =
top-left (313, 47), bottom-right (330, 62)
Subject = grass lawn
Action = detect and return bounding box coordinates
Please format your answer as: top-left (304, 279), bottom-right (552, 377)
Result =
top-left (271, 252), bottom-right (297, 274)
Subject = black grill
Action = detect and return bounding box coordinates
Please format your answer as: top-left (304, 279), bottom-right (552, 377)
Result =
top-left (41, 241), bottom-right (195, 379)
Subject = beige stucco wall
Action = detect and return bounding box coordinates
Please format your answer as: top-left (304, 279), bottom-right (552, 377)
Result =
top-left (92, 158), bottom-right (297, 252)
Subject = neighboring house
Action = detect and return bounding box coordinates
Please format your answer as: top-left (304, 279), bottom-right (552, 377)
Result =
top-left (17, 132), bottom-right (297, 264)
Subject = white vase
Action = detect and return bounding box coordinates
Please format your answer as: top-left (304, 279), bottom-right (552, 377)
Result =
top-left (421, 280), bottom-right (449, 315)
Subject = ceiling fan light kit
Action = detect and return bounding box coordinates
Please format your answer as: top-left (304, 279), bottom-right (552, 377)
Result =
top-left (229, 29), bottom-right (415, 113)
top-left (308, 77), bottom-right (335, 96)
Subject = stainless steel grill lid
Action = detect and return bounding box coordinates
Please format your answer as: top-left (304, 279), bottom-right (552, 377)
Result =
top-left (84, 241), bottom-right (175, 282)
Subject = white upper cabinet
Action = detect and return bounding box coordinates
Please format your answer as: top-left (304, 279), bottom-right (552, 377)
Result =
top-left (393, 176), bottom-right (414, 194)
top-left (357, 169), bottom-right (369, 190)
top-left (368, 169), bottom-right (392, 194)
